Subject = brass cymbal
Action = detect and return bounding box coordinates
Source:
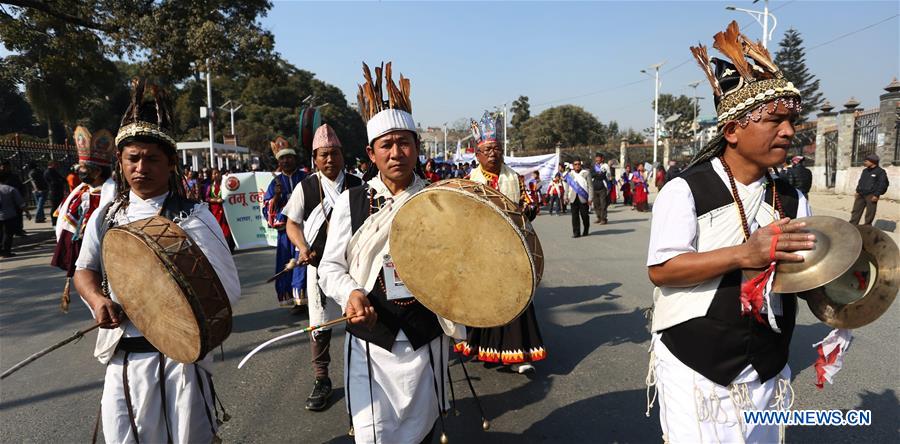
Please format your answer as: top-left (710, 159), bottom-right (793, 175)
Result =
top-left (804, 225), bottom-right (900, 329)
top-left (770, 216), bottom-right (863, 293)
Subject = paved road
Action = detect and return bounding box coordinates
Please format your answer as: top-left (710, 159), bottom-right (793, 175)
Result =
top-left (1, 202), bottom-right (897, 443)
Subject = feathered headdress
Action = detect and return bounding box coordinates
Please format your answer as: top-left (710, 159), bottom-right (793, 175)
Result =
top-left (687, 21), bottom-right (802, 167)
top-left (115, 77), bottom-right (177, 153)
top-left (270, 136), bottom-right (296, 159)
top-left (470, 111), bottom-right (501, 147)
top-left (357, 61), bottom-right (416, 144)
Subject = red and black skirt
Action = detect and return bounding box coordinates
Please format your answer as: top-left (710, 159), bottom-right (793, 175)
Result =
top-left (454, 302), bottom-right (546, 364)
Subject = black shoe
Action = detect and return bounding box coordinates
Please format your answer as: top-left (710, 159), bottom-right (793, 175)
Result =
top-left (582, 231), bottom-right (589, 236)
top-left (305, 377), bottom-right (332, 411)
top-left (573, 233), bottom-right (581, 238)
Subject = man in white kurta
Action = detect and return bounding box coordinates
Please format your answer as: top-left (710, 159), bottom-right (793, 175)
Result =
top-left (318, 63), bottom-right (462, 444)
top-left (74, 79), bottom-right (241, 444)
top-left (77, 191), bottom-right (240, 443)
top-left (283, 123), bottom-right (362, 411)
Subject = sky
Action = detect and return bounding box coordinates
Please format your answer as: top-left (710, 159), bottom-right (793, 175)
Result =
top-left (262, 0), bottom-right (899, 131)
top-left (3, 1), bottom-right (898, 132)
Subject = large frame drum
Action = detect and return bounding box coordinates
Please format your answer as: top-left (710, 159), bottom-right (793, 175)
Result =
top-left (102, 216), bottom-right (232, 363)
top-left (390, 179), bottom-right (543, 328)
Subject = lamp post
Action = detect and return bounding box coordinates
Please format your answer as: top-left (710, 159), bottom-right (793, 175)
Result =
top-left (726, 1), bottom-right (777, 48)
top-left (641, 62), bottom-right (665, 165)
top-left (219, 100), bottom-right (243, 136)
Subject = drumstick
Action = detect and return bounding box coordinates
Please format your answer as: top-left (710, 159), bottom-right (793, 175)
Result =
top-left (1, 322), bottom-right (105, 380)
top-left (265, 258), bottom-right (298, 283)
top-left (238, 315), bottom-right (352, 369)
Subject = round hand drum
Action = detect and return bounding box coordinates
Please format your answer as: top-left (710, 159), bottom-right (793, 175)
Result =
top-left (390, 179), bottom-right (543, 328)
top-left (102, 216), bottom-right (232, 363)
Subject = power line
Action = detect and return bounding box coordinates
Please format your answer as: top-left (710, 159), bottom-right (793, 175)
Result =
top-left (531, 78), bottom-right (649, 109)
top-left (807, 14), bottom-right (899, 51)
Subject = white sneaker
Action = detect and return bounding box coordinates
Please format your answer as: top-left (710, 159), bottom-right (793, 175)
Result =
top-left (517, 363), bottom-right (535, 374)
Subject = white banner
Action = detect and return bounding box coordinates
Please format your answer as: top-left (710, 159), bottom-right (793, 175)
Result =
top-left (221, 172), bottom-right (278, 250)
top-left (505, 153), bottom-right (560, 192)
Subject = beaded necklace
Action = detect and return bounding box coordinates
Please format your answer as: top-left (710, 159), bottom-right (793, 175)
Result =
top-left (719, 156), bottom-right (785, 241)
top-left (368, 187), bottom-right (417, 307)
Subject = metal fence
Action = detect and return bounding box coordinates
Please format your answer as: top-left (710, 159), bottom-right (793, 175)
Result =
top-left (851, 110), bottom-right (879, 166)
top-left (792, 122), bottom-right (817, 163)
top-left (1, 135), bottom-right (78, 203)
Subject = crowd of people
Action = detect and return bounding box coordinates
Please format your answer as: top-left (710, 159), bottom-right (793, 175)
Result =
top-left (1, 18), bottom-right (895, 444)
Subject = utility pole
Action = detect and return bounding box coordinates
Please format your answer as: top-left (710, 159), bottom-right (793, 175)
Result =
top-left (205, 58), bottom-right (215, 168)
top-left (443, 123), bottom-right (448, 162)
top-left (642, 62), bottom-right (665, 165)
top-left (726, 1), bottom-right (777, 48)
top-left (503, 103), bottom-right (509, 156)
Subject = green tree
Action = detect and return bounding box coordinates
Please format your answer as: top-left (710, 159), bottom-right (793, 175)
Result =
top-left (0, 60), bottom-right (36, 135)
top-left (653, 94), bottom-right (695, 139)
top-left (519, 105), bottom-right (607, 150)
top-left (510, 96), bottom-right (531, 129)
top-left (774, 28), bottom-right (823, 122)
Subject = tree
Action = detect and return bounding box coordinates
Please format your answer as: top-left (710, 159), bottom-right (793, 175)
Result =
top-left (774, 28), bottom-right (823, 122)
top-left (653, 94), bottom-right (695, 140)
top-left (510, 96), bottom-right (531, 129)
top-left (519, 105), bottom-right (607, 150)
top-left (1, 1), bottom-right (278, 84)
top-left (0, 65), bottom-right (36, 135)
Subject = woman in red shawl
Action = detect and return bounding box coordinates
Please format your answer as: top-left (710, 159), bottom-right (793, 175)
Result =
top-left (631, 163), bottom-right (649, 212)
top-left (206, 168), bottom-right (234, 251)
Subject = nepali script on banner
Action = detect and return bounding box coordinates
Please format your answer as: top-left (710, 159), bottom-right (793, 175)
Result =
top-left (221, 172), bottom-right (278, 250)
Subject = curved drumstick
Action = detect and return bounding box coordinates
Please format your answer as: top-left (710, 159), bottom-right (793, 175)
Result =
top-left (238, 315), bottom-right (351, 369)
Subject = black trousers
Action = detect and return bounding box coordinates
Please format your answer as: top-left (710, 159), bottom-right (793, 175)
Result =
top-left (0, 218), bottom-right (15, 254)
top-left (571, 199), bottom-right (589, 235)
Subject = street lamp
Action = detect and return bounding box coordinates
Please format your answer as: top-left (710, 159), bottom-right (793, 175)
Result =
top-left (219, 100), bottom-right (244, 136)
top-left (442, 122), bottom-right (448, 161)
top-left (641, 62), bottom-right (665, 165)
top-left (726, 0), bottom-right (778, 48)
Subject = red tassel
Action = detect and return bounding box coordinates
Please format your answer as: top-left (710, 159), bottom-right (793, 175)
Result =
top-left (814, 344), bottom-right (841, 389)
top-left (740, 263), bottom-right (773, 323)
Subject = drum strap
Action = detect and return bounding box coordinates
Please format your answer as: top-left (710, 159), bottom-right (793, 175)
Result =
top-left (365, 341), bottom-right (377, 444)
top-left (194, 365), bottom-right (218, 437)
top-left (121, 352), bottom-right (141, 444)
top-left (345, 332), bottom-right (354, 435)
top-left (427, 338), bottom-right (447, 441)
top-left (157, 353), bottom-right (173, 444)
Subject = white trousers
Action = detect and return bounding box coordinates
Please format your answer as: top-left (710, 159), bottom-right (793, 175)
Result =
top-left (652, 335), bottom-right (792, 444)
top-left (101, 351), bottom-right (217, 444)
top-left (307, 264), bottom-right (341, 337)
top-left (345, 334), bottom-right (449, 444)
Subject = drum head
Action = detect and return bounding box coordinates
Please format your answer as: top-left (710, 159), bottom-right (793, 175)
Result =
top-left (390, 188), bottom-right (534, 328)
top-left (103, 226), bottom-right (202, 363)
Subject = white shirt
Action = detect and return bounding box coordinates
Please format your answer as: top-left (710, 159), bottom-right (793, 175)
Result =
top-left (281, 170), bottom-right (345, 226)
top-left (647, 158), bottom-right (810, 267)
top-left (76, 191), bottom-right (241, 360)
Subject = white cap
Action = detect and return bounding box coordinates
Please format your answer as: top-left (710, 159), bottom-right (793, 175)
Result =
top-left (366, 109), bottom-right (416, 144)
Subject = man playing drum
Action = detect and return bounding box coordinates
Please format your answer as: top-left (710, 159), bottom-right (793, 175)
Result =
top-left (455, 111), bottom-right (547, 375)
top-left (283, 124), bottom-right (362, 411)
top-left (318, 62), bottom-right (463, 444)
top-left (645, 22), bottom-right (816, 443)
top-left (73, 78), bottom-right (241, 443)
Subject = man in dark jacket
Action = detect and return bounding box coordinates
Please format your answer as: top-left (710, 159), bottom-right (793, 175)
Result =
top-left (786, 155), bottom-right (812, 195)
top-left (850, 154), bottom-right (890, 225)
top-left (25, 161), bottom-right (48, 222)
top-left (44, 161), bottom-right (66, 226)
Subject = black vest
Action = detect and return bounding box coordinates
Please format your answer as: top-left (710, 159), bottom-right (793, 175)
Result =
top-left (343, 185), bottom-right (443, 352)
top-left (298, 173), bottom-right (362, 266)
top-left (660, 161), bottom-right (800, 386)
